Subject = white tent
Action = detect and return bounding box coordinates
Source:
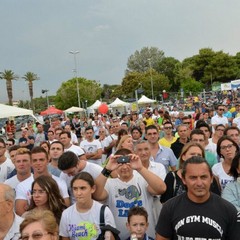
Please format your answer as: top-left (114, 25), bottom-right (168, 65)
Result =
top-left (0, 103), bottom-right (34, 118)
top-left (64, 106), bottom-right (85, 113)
top-left (87, 100), bottom-right (102, 110)
top-left (137, 95), bottom-right (156, 104)
top-left (109, 98), bottom-right (129, 108)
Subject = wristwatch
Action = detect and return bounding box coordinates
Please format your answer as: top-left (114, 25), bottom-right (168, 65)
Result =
top-left (101, 167), bottom-right (112, 178)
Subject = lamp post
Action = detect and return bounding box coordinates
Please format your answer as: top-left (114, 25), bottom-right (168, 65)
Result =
top-left (69, 50), bottom-right (81, 108)
top-left (42, 89), bottom-right (49, 108)
top-left (148, 58), bottom-right (154, 99)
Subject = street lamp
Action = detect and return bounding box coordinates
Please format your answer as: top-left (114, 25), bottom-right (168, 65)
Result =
top-left (69, 50), bottom-right (81, 108)
top-left (148, 58), bottom-right (154, 99)
top-left (42, 89), bottom-right (49, 108)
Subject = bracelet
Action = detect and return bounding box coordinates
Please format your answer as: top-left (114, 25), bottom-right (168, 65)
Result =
top-left (101, 167), bottom-right (112, 178)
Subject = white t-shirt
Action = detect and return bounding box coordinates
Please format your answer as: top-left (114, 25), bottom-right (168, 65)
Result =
top-left (211, 115), bottom-right (228, 132)
top-left (205, 139), bottom-right (217, 156)
top-left (60, 162), bottom-right (102, 204)
top-left (59, 200), bottom-right (116, 239)
top-left (99, 138), bottom-right (109, 164)
top-left (105, 175), bottom-right (155, 240)
top-left (4, 174), bottom-right (28, 190)
top-left (212, 162), bottom-right (234, 190)
top-left (0, 157), bottom-right (15, 182)
top-left (16, 174), bottom-right (69, 204)
top-left (71, 132), bottom-right (78, 144)
top-left (64, 144), bottom-right (85, 157)
top-left (232, 116), bottom-right (240, 129)
top-left (80, 139), bottom-right (102, 165)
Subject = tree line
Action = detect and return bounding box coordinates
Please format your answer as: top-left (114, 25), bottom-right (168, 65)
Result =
top-left (2, 46), bottom-right (240, 112)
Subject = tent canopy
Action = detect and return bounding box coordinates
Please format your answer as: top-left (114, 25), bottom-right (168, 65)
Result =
top-left (64, 106), bottom-right (85, 113)
top-left (87, 100), bottom-right (102, 110)
top-left (0, 103), bottom-right (34, 118)
top-left (138, 95), bottom-right (156, 104)
top-left (40, 106), bottom-right (63, 116)
top-left (109, 98), bottom-right (129, 108)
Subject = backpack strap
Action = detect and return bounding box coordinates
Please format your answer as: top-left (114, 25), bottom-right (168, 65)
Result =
top-left (99, 205), bottom-right (107, 228)
top-left (172, 171), bottom-right (177, 195)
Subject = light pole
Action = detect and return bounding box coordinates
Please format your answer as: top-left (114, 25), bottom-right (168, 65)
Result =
top-left (42, 89), bottom-right (49, 108)
top-left (148, 58), bottom-right (154, 99)
top-left (69, 50), bottom-right (81, 108)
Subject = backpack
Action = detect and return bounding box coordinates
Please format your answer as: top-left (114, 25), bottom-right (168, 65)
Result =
top-left (96, 205), bottom-right (121, 240)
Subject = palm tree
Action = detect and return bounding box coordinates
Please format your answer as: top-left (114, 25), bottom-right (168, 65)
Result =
top-left (22, 72), bottom-right (39, 111)
top-left (0, 70), bottom-right (19, 105)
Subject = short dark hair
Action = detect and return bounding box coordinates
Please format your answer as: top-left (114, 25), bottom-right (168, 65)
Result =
top-left (224, 126), bottom-right (240, 136)
top-left (59, 131), bottom-right (71, 139)
top-left (85, 126), bottom-right (94, 132)
top-left (0, 138), bottom-right (6, 147)
top-left (58, 151), bottom-right (79, 170)
top-left (131, 126), bottom-right (142, 136)
top-left (6, 138), bottom-right (15, 145)
top-left (50, 141), bottom-right (64, 150)
top-left (215, 124), bottom-right (225, 131)
top-left (127, 206), bottom-right (148, 223)
top-left (9, 145), bottom-right (21, 153)
top-left (114, 148), bottom-right (132, 156)
top-left (190, 129), bottom-right (205, 140)
top-left (182, 156), bottom-right (212, 179)
top-left (145, 125), bottom-right (158, 133)
top-left (197, 122), bottom-right (212, 134)
top-left (31, 146), bottom-right (48, 160)
top-left (71, 172), bottom-right (94, 188)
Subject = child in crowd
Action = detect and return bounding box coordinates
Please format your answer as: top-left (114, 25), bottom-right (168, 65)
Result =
top-left (126, 206), bottom-right (154, 240)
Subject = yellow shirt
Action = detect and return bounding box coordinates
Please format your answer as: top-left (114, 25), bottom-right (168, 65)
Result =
top-left (159, 136), bottom-right (177, 148)
top-left (144, 118), bottom-right (155, 126)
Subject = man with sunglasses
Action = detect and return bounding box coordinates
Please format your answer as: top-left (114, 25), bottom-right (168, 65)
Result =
top-left (211, 105), bottom-right (228, 133)
top-left (159, 122), bottom-right (177, 148)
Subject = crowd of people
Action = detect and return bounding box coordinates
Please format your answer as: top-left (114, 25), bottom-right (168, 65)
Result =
top-left (0, 102), bottom-right (240, 239)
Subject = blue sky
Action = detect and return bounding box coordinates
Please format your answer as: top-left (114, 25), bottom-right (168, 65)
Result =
top-left (0, 0), bottom-right (240, 103)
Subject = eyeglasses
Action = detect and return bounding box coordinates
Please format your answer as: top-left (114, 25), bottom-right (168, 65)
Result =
top-left (220, 143), bottom-right (234, 150)
top-left (218, 109), bottom-right (225, 111)
top-left (164, 127), bottom-right (172, 130)
top-left (31, 190), bottom-right (46, 195)
top-left (183, 122), bottom-right (191, 124)
top-left (19, 232), bottom-right (52, 240)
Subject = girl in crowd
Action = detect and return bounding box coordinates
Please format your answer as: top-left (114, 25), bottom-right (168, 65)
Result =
top-left (40, 141), bottom-right (50, 155)
top-left (19, 209), bottom-right (59, 240)
top-left (213, 136), bottom-right (239, 191)
top-left (116, 135), bottom-right (134, 152)
top-left (59, 172), bottom-right (116, 240)
top-left (222, 153), bottom-right (240, 211)
top-left (26, 175), bottom-right (66, 224)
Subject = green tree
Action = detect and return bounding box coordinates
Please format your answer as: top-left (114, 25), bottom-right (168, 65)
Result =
top-left (126, 47), bottom-right (165, 74)
top-left (0, 69), bottom-right (19, 105)
top-left (55, 78), bottom-right (102, 109)
top-left (121, 70), bottom-right (171, 100)
top-left (156, 57), bottom-right (180, 91)
top-left (181, 78), bottom-right (203, 95)
top-left (22, 72), bottom-right (39, 111)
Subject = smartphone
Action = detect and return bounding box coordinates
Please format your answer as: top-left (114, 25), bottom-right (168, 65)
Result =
top-left (117, 155), bottom-right (130, 164)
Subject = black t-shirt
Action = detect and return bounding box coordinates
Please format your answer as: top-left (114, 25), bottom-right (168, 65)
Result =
top-left (156, 193), bottom-right (239, 240)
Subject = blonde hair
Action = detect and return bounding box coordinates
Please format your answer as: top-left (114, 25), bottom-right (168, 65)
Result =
top-left (20, 209), bottom-right (58, 237)
top-left (116, 135), bottom-right (132, 151)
